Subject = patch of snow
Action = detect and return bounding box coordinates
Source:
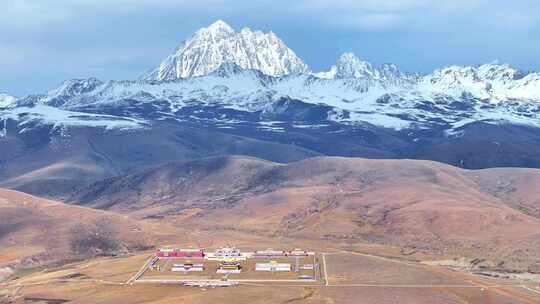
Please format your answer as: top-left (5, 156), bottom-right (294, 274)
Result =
top-left (257, 121), bottom-right (284, 126)
top-left (0, 93), bottom-right (17, 108)
top-left (0, 105), bottom-right (148, 131)
top-left (0, 119), bottom-right (7, 138)
top-left (343, 112), bottom-right (413, 130)
top-left (257, 125), bottom-right (285, 132)
top-left (292, 123), bottom-right (330, 129)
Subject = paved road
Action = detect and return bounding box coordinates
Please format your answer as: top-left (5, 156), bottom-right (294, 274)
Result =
top-left (322, 253), bottom-right (329, 286)
top-left (126, 256), bottom-right (155, 285)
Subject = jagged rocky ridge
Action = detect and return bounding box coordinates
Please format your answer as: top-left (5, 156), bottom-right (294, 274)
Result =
top-left (142, 20), bottom-right (309, 80)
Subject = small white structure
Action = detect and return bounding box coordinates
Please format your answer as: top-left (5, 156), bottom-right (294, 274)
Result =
top-left (216, 260), bottom-right (242, 274)
top-left (254, 249), bottom-right (285, 257)
top-left (287, 249), bottom-right (313, 256)
top-left (216, 268), bottom-right (242, 274)
top-left (171, 263), bottom-right (204, 272)
top-left (215, 247), bottom-right (241, 257)
top-left (206, 246), bottom-right (247, 260)
top-left (302, 264), bottom-right (314, 270)
top-left (255, 261), bottom-right (291, 272)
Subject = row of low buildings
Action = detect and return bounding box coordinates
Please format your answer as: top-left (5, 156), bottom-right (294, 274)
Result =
top-left (171, 263), bottom-right (205, 272)
top-left (255, 261), bottom-right (291, 272)
top-left (155, 248), bottom-right (205, 258)
top-left (155, 246), bottom-right (315, 274)
top-left (156, 246), bottom-right (314, 260)
top-left (254, 248), bottom-right (312, 258)
top-left (169, 261), bottom-right (313, 273)
top-left (172, 260), bottom-right (294, 273)
top-left (169, 259), bottom-right (243, 274)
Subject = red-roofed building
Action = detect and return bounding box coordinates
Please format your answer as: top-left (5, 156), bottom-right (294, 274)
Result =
top-left (156, 248), bottom-right (204, 258)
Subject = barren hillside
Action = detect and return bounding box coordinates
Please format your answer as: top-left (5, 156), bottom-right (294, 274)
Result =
top-left (69, 156), bottom-right (540, 273)
top-left (0, 188), bottom-right (157, 282)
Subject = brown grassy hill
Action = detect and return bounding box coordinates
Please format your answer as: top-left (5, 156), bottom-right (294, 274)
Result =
top-left (0, 188), bottom-right (157, 282)
top-left (69, 156), bottom-right (278, 213)
top-left (466, 168), bottom-right (540, 217)
top-left (69, 156), bottom-right (540, 272)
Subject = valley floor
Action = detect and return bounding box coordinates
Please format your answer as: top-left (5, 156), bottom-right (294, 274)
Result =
top-left (2, 230), bottom-right (540, 304)
top-left (2, 155), bottom-right (540, 303)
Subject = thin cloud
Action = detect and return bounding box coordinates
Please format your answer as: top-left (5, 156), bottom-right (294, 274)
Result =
top-left (1, 0), bottom-right (539, 95)
top-left (294, 0), bottom-right (539, 31)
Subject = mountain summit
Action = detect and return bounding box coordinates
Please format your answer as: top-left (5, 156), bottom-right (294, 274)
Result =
top-left (0, 93), bottom-right (16, 108)
top-left (143, 20), bottom-right (309, 81)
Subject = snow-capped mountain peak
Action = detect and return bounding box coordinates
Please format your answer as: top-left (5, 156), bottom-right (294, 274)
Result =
top-left (477, 62), bottom-right (525, 82)
top-left (202, 19), bottom-right (234, 34)
top-left (315, 52), bottom-right (409, 82)
top-left (143, 20), bottom-right (309, 81)
top-left (43, 78), bottom-right (104, 107)
top-left (314, 52), bottom-right (415, 90)
top-left (0, 93), bottom-right (17, 108)
top-left (334, 52), bottom-right (376, 79)
top-left (192, 19), bottom-right (236, 42)
top-left (418, 62), bottom-right (540, 100)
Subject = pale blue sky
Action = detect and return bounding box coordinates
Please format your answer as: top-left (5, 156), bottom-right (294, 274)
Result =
top-left (1, 0), bottom-right (539, 95)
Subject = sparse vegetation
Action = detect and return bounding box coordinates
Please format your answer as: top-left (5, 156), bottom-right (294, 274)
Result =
top-left (69, 221), bottom-right (124, 256)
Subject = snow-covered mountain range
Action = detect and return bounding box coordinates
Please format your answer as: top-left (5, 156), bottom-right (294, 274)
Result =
top-left (2, 20), bottom-right (540, 141)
